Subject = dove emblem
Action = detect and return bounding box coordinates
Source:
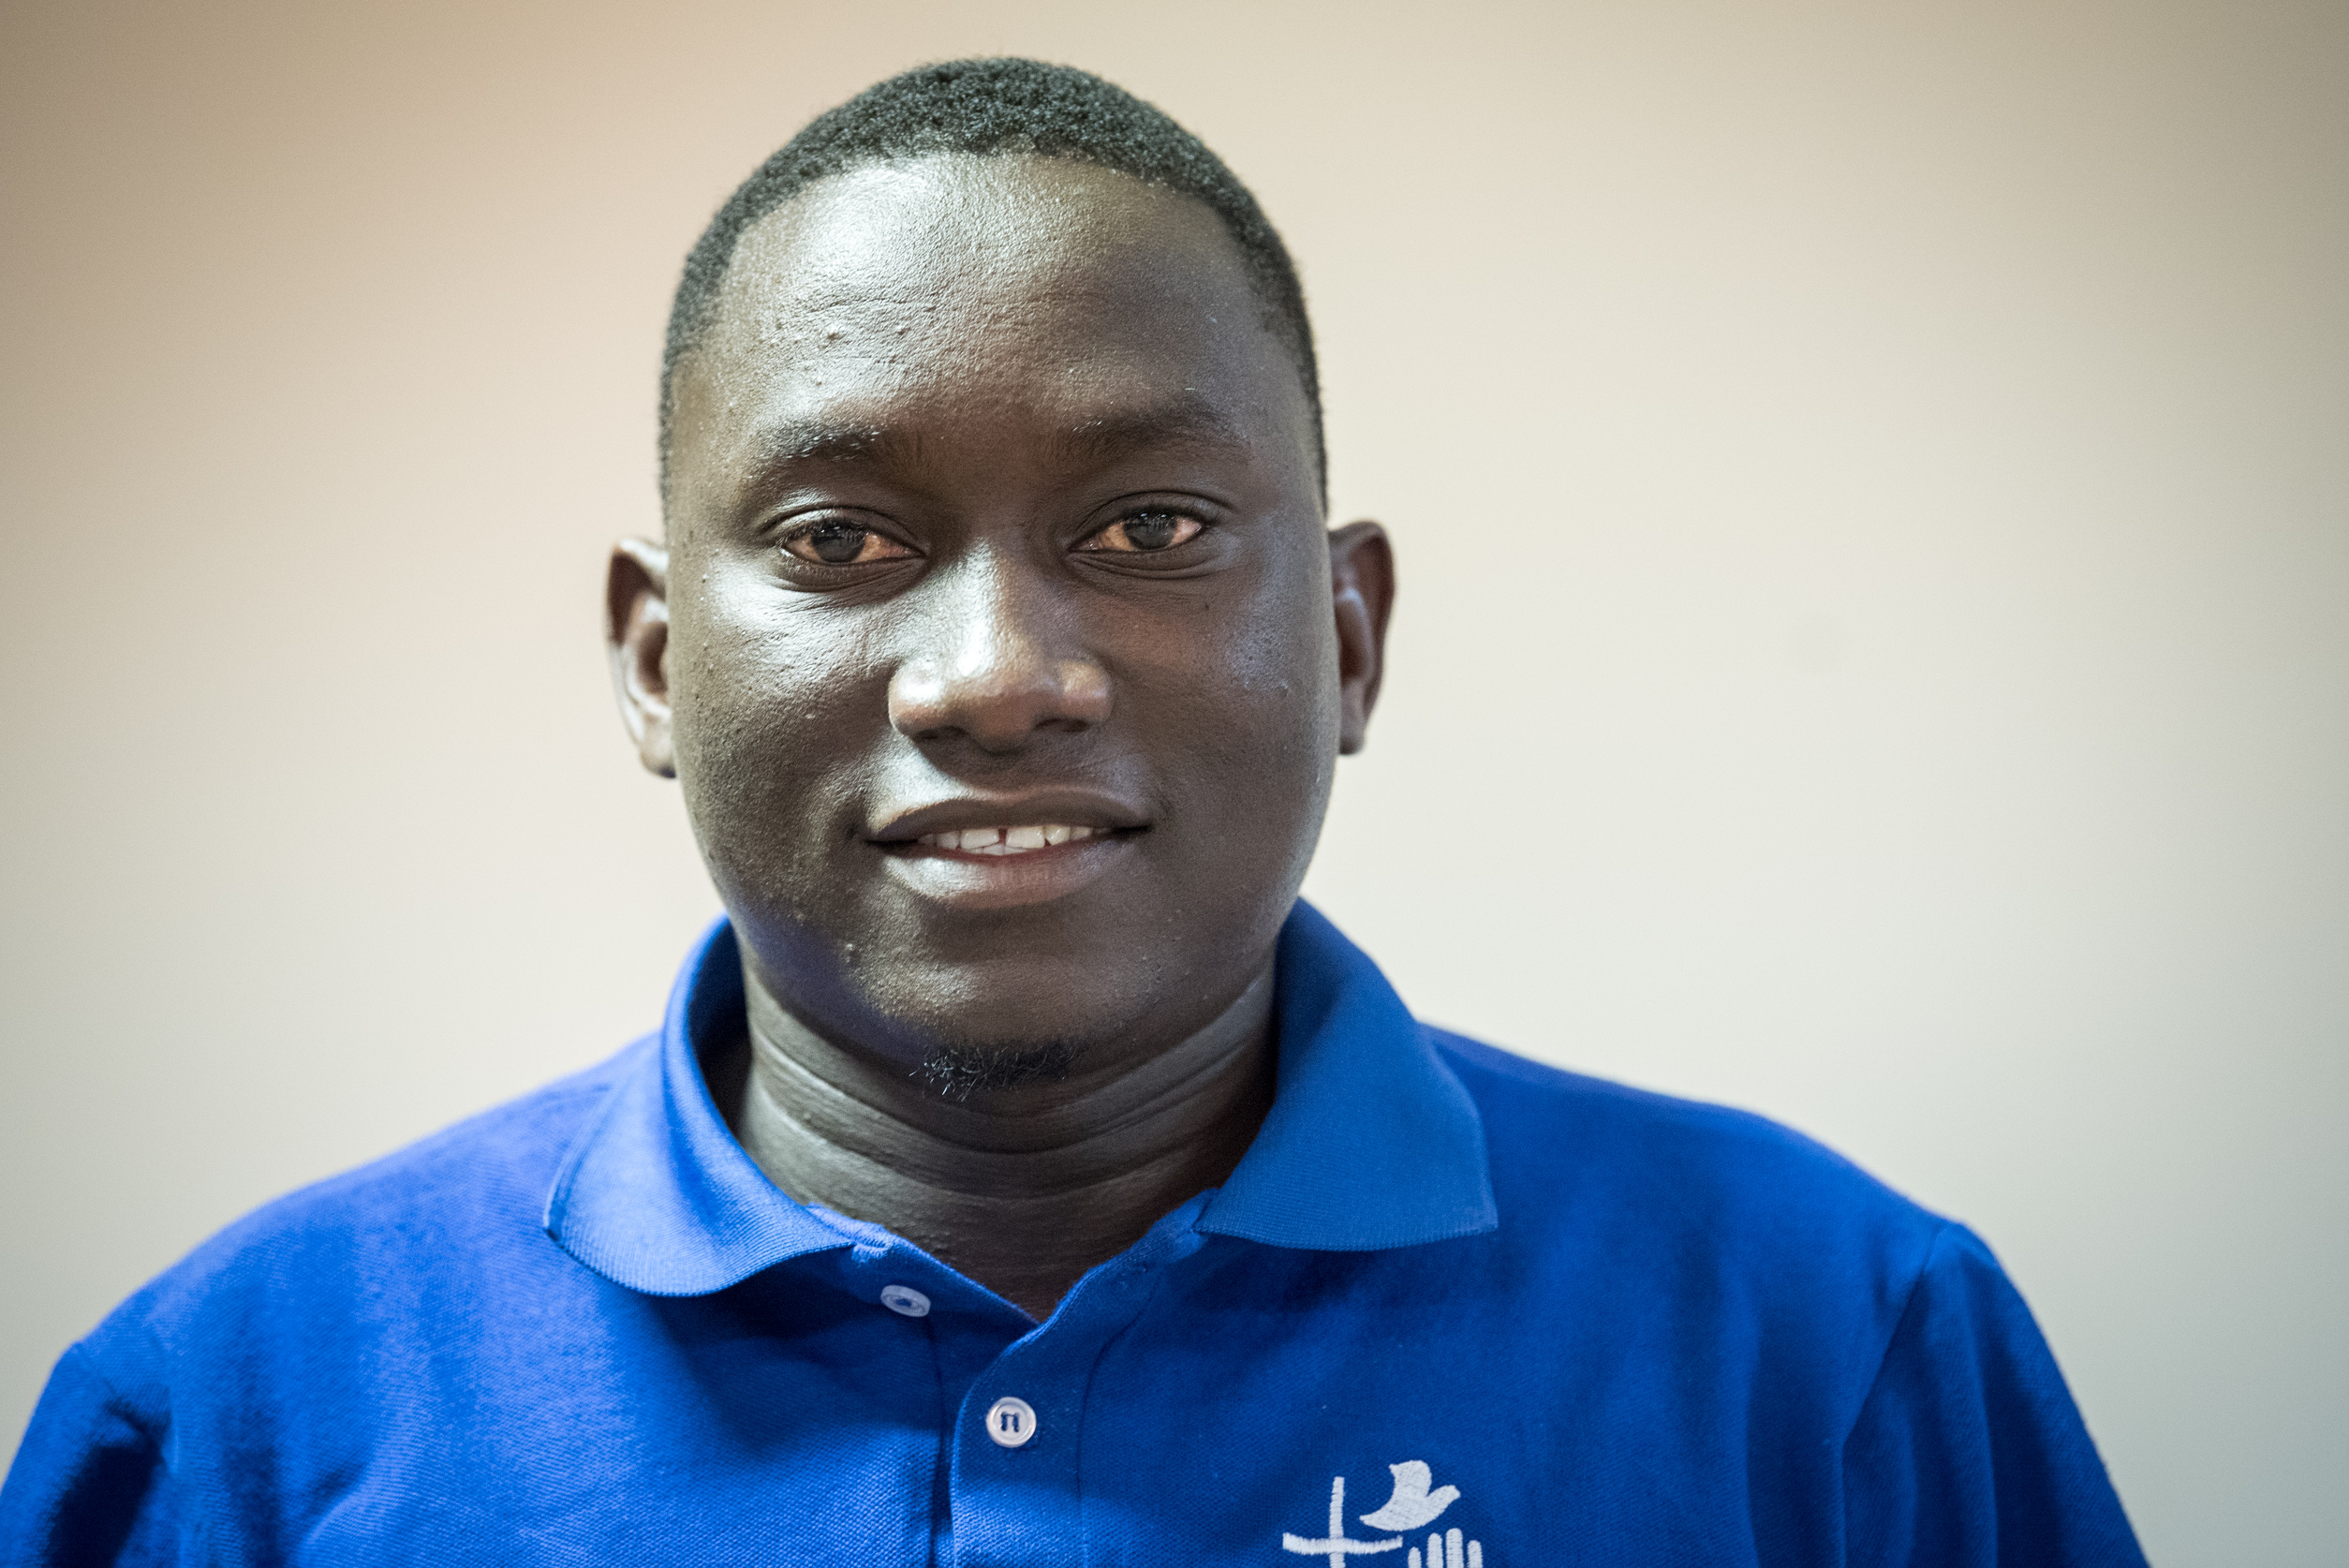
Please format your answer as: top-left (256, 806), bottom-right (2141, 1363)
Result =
top-left (1359, 1461), bottom-right (1460, 1531)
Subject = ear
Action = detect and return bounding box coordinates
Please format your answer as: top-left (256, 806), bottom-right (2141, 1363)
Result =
top-left (607, 537), bottom-right (676, 777)
top-left (1327, 521), bottom-right (1395, 756)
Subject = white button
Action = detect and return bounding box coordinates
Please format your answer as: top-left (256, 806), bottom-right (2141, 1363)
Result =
top-left (879, 1284), bottom-right (930, 1318)
top-left (984, 1396), bottom-right (1038, 1448)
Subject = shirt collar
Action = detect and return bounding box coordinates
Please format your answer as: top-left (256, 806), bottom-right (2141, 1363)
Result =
top-left (545, 901), bottom-right (1497, 1296)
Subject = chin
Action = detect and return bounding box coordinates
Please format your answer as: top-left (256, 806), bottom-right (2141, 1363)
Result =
top-left (727, 857), bottom-right (1291, 1071)
top-left (858, 952), bottom-right (1163, 1063)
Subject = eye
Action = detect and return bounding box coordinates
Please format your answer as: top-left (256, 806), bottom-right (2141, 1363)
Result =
top-left (1081, 510), bottom-right (1205, 554)
top-left (780, 520), bottom-right (917, 566)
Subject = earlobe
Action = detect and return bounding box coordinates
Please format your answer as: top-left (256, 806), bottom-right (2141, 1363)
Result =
top-left (1326, 521), bottom-right (1395, 756)
top-left (607, 537), bottom-right (677, 778)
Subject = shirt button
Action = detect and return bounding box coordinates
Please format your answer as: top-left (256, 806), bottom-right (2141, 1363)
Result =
top-left (984, 1396), bottom-right (1038, 1448)
top-left (879, 1284), bottom-right (931, 1318)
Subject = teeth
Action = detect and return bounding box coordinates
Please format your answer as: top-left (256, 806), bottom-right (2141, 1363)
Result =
top-left (915, 823), bottom-right (1101, 854)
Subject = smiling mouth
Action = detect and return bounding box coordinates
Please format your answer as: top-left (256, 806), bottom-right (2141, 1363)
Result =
top-left (874, 800), bottom-right (1141, 906)
top-left (914, 823), bottom-right (1107, 856)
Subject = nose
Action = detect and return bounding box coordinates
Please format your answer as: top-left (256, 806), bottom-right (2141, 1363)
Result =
top-left (887, 558), bottom-right (1112, 752)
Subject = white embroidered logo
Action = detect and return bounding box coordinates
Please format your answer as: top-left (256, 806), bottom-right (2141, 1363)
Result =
top-left (1282, 1462), bottom-right (1484, 1568)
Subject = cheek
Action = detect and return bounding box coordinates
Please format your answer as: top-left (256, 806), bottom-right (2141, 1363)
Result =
top-left (1130, 574), bottom-right (1340, 815)
top-left (665, 577), bottom-right (886, 858)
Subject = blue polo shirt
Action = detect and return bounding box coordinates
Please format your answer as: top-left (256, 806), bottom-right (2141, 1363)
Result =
top-left (3, 904), bottom-right (2143, 1566)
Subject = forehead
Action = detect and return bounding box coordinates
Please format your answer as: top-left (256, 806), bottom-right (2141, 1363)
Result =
top-left (729, 155), bottom-right (1247, 316)
top-left (671, 155), bottom-right (1310, 494)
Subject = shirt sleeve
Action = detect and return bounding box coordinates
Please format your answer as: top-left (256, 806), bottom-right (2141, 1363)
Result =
top-left (0, 1344), bottom-right (180, 1568)
top-left (1841, 1222), bottom-right (2147, 1568)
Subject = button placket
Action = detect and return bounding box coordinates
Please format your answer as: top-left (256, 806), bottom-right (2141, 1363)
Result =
top-left (948, 1245), bottom-right (1204, 1567)
top-left (929, 1195), bottom-right (1216, 1567)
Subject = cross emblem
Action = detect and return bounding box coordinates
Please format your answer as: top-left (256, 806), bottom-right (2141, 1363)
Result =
top-left (1281, 1476), bottom-right (1404, 1566)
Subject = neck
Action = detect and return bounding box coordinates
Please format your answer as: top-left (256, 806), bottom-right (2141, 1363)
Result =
top-left (727, 966), bottom-right (1278, 1321)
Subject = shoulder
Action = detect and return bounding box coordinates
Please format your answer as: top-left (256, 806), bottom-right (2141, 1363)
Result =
top-left (1432, 1028), bottom-right (1950, 1318)
top-left (76, 1042), bottom-right (648, 1385)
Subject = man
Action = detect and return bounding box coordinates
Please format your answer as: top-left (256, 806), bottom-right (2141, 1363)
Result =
top-left (3, 59), bottom-right (2144, 1566)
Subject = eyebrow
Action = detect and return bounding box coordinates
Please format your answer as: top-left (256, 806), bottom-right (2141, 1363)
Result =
top-left (752, 421), bottom-right (908, 466)
top-left (1055, 395), bottom-right (1251, 466)
top-left (746, 394), bottom-right (1250, 478)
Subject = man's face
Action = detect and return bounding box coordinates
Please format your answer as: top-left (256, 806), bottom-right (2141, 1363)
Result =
top-left (621, 155), bottom-right (1385, 1076)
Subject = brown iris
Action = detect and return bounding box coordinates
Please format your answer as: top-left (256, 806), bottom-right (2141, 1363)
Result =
top-left (1085, 511), bottom-right (1202, 553)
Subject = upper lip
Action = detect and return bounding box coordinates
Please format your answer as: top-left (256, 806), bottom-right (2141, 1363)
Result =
top-left (866, 790), bottom-right (1151, 845)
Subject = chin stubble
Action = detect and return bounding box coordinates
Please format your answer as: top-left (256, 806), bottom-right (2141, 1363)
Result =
top-left (914, 1040), bottom-right (1080, 1101)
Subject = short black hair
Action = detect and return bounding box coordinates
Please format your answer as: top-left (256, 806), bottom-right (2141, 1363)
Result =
top-left (660, 57), bottom-right (1322, 504)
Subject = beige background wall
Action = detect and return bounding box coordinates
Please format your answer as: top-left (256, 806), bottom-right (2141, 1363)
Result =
top-left (4, 1), bottom-right (2343, 1559)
